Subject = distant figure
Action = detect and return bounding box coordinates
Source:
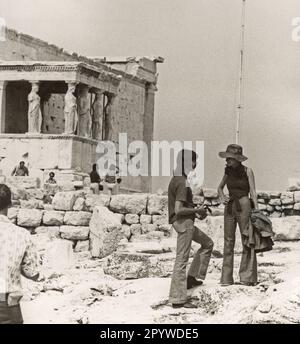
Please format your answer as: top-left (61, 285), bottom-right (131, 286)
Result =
top-left (90, 164), bottom-right (103, 194)
top-left (43, 172), bottom-right (58, 201)
top-left (105, 165), bottom-right (121, 196)
top-left (0, 184), bottom-right (40, 324)
top-left (45, 172), bottom-right (57, 185)
top-left (11, 161), bottom-right (29, 177)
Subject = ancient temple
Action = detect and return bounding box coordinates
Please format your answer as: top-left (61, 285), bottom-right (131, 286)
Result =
top-left (0, 27), bottom-right (163, 192)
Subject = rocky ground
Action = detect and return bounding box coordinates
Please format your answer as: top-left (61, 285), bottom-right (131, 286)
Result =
top-left (20, 236), bottom-right (300, 324)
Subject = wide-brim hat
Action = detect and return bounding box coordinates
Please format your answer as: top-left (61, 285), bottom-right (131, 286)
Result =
top-left (218, 144), bottom-right (248, 162)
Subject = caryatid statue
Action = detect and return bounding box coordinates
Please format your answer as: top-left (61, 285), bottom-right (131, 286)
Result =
top-left (78, 85), bottom-right (91, 138)
top-left (27, 82), bottom-right (42, 133)
top-left (91, 90), bottom-right (104, 140)
top-left (64, 82), bottom-right (78, 134)
top-left (104, 94), bottom-right (116, 141)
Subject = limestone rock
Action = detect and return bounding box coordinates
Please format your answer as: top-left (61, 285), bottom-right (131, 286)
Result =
top-left (10, 186), bottom-right (28, 200)
top-left (294, 191), bottom-right (300, 203)
top-left (266, 205), bottom-right (274, 212)
top-left (43, 211), bottom-right (65, 226)
top-left (257, 191), bottom-right (271, 200)
top-left (152, 215), bottom-right (168, 226)
top-left (269, 199), bottom-right (281, 206)
top-left (258, 199), bottom-right (266, 204)
top-left (130, 224), bottom-right (142, 236)
top-left (85, 194), bottom-right (110, 210)
top-left (114, 213), bottom-right (125, 224)
top-left (121, 225), bottom-right (132, 240)
top-left (280, 192), bottom-right (294, 205)
top-left (73, 197), bottom-right (85, 211)
top-left (147, 195), bottom-right (168, 215)
top-left (60, 226), bottom-right (90, 240)
top-left (141, 224), bottom-right (157, 234)
top-left (89, 206), bottom-right (122, 258)
top-left (269, 212), bottom-right (282, 218)
top-left (17, 209), bottom-right (43, 227)
top-left (203, 188), bottom-right (219, 199)
top-left (35, 226), bottom-right (60, 239)
top-left (104, 251), bottom-right (175, 279)
top-left (270, 192), bottom-right (281, 199)
top-left (74, 240), bottom-right (90, 252)
top-left (64, 211), bottom-right (92, 226)
top-left (272, 216), bottom-right (300, 240)
top-left (125, 214), bottom-right (139, 224)
top-left (52, 192), bottom-right (78, 211)
top-left (140, 214), bottom-right (152, 224)
top-left (294, 203), bottom-right (300, 210)
top-left (109, 194), bottom-right (148, 214)
top-left (258, 203), bottom-right (267, 211)
top-left (26, 189), bottom-right (44, 200)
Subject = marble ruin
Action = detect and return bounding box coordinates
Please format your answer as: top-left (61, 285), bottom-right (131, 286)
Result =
top-left (0, 27), bottom-right (164, 193)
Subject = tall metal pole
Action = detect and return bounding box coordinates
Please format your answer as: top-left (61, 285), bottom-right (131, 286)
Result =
top-left (235, 0), bottom-right (246, 144)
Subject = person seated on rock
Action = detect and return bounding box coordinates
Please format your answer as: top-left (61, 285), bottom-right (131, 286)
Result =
top-left (0, 184), bottom-right (40, 324)
top-left (11, 161), bottom-right (29, 177)
top-left (90, 164), bottom-right (103, 194)
top-left (43, 172), bottom-right (59, 201)
top-left (104, 165), bottom-right (121, 196)
top-left (45, 172), bottom-right (57, 184)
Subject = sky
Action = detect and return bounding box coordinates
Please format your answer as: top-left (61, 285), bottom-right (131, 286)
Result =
top-left (1, 0), bottom-right (300, 191)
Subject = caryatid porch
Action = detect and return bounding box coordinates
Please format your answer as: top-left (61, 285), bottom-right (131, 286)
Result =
top-left (0, 61), bottom-right (121, 181)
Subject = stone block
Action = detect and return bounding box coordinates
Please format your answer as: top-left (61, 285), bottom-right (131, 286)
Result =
top-left (42, 240), bottom-right (75, 271)
top-left (281, 192), bottom-right (294, 205)
top-left (130, 224), bottom-right (142, 236)
top-left (85, 194), bottom-right (110, 210)
top-left (294, 203), bottom-right (300, 210)
top-left (268, 199), bottom-right (281, 206)
top-left (141, 224), bottom-right (157, 234)
top-left (52, 191), bottom-right (82, 211)
top-left (89, 206), bottom-right (122, 258)
top-left (121, 225), bottom-right (132, 240)
top-left (63, 211), bottom-right (92, 226)
top-left (26, 189), bottom-right (44, 200)
top-left (147, 195), bottom-right (168, 215)
top-left (60, 226), bottom-right (90, 240)
top-left (257, 191), bottom-right (271, 200)
top-left (288, 178), bottom-right (300, 191)
top-left (110, 194), bottom-right (148, 214)
top-left (203, 188), bottom-right (219, 199)
top-left (7, 207), bottom-right (19, 222)
top-left (294, 191), bottom-right (300, 203)
top-left (35, 226), bottom-right (60, 239)
top-left (73, 197), bottom-right (85, 211)
top-left (17, 209), bottom-right (43, 227)
top-left (152, 215), bottom-right (168, 226)
top-left (74, 240), bottom-right (90, 252)
top-left (140, 214), bottom-right (152, 224)
top-left (43, 211), bottom-right (65, 226)
top-left (125, 214), bottom-right (140, 224)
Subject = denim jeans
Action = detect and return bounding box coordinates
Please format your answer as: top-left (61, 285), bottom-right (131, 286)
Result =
top-left (169, 224), bottom-right (214, 304)
top-left (220, 196), bottom-right (257, 285)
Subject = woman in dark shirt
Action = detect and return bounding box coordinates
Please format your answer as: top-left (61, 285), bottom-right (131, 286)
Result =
top-left (217, 144), bottom-right (258, 286)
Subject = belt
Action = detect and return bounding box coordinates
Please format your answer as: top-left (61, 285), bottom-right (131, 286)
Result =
top-left (227, 196), bottom-right (242, 215)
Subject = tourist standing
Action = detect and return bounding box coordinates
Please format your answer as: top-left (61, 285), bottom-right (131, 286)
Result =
top-left (217, 144), bottom-right (259, 286)
top-left (168, 150), bottom-right (214, 309)
top-left (0, 184), bottom-right (40, 324)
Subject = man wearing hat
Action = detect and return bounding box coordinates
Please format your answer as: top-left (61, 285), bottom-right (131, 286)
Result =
top-left (217, 144), bottom-right (259, 286)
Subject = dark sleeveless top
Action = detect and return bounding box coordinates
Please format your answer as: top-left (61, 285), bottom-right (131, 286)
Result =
top-left (225, 164), bottom-right (250, 214)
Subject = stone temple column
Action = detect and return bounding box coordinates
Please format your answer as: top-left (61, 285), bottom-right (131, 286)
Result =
top-left (104, 94), bottom-right (116, 141)
top-left (91, 89), bottom-right (104, 140)
top-left (27, 81), bottom-right (42, 134)
top-left (78, 85), bottom-right (91, 138)
top-left (64, 82), bottom-right (78, 135)
top-left (0, 81), bottom-right (7, 133)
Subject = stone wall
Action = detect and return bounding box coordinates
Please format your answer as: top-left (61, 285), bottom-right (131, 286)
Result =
top-left (5, 185), bottom-right (300, 256)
